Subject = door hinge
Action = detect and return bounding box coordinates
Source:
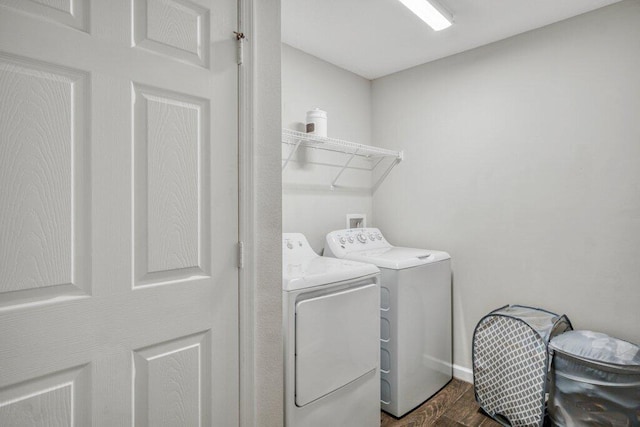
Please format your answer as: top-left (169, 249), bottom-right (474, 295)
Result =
top-left (234, 31), bottom-right (245, 65)
top-left (237, 241), bottom-right (244, 269)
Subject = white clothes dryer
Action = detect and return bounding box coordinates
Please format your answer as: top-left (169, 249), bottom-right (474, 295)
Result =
top-left (325, 228), bottom-right (452, 418)
top-left (283, 233), bottom-right (381, 427)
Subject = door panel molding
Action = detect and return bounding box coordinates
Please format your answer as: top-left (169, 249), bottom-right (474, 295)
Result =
top-left (132, 82), bottom-right (212, 288)
top-left (0, 52), bottom-right (91, 309)
top-left (0, 364), bottom-right (91, 426)
top-left (133, 330), bottom-right (212, 426)
top-left (132, 0), bottom-right (210, 68)
top-left (0, 0), bottom-right (90, 32)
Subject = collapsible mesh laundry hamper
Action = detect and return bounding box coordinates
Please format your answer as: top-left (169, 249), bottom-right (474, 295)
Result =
top-left (472, 305), bottom-right (573, 427)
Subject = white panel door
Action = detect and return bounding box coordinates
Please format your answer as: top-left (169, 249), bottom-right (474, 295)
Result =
top-left (0, 0), bottom-right (239, 425)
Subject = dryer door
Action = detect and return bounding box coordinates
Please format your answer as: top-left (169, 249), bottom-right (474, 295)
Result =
top-left (295, 282), bottom-right (379, 406)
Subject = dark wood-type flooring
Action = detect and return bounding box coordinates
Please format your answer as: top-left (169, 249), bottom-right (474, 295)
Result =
top-left (380, 379), bottom-right (502, 427)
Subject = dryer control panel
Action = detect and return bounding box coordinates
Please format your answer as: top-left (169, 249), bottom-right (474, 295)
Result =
top-left (283, 233), bottom-right (319, 264)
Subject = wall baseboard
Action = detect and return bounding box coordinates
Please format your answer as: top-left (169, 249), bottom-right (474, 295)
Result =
top-left (453, 364), bottom-right (473, 384)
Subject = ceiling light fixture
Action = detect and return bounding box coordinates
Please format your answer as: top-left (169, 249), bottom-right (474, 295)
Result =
top-left (397, 0), bottom-right (453, 31)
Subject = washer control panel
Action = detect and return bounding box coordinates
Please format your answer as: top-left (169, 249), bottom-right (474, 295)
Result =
top-left (325, 227), bottom-right (391, 257)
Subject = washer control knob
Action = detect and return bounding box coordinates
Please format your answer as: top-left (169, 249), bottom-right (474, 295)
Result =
top-left (376, 233), bottom-right (382, 240)
top-left (357, 233), bottom-right (367, 243)
top-left (339, 237), bottom-right (346, 244)
top-left (368, 234), bottom-right (375, 241)
top-left (286, 241), bottom-right (293, 249)
top-left (347, 236), bottom-right (354, 243)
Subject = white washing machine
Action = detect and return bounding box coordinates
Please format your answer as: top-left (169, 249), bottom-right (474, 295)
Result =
top-left (282, 233), bottom-right (381, 427)
top-left (325, 228), bottom-right (452, 418)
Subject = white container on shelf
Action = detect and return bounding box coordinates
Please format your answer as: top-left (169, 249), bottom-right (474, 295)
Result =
top-left (306, 108), bottom-right (327, 137)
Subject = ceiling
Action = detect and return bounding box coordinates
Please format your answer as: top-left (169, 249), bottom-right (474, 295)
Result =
top-left (282, 0), bottom-right (623, 79)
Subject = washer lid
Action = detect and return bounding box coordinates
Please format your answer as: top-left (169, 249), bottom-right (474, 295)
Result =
top-left (345, 247), bottom-right (450, 270)
top-left (283, 233), bottom-right (379, 291)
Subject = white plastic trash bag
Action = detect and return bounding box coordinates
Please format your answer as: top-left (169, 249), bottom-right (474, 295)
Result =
top-left (549, 330), bottom-right (640, 427)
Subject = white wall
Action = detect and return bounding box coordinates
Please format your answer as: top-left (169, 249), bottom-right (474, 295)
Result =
top-left (282, 44), bottom-right (373, 252)
top-left (372, 1), bottom-right (640, 373)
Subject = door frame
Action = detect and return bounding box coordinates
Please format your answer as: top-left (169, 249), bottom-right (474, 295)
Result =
top-left (238, 1), bottom-right (283, 425)
top-left (238, 0), bottom-right (256, 425)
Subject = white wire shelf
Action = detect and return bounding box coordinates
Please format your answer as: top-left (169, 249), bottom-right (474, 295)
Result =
top-left (282, 129), bottom-right (402, 159)
top-left (282, 128), bottom-right (403, 191)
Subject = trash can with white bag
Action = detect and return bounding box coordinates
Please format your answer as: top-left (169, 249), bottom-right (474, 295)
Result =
top-left (548, 330), bottom-right (640, 426)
